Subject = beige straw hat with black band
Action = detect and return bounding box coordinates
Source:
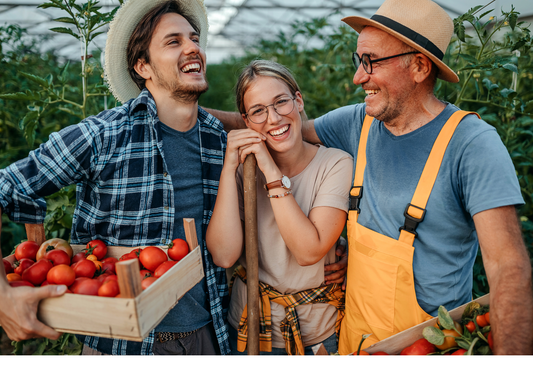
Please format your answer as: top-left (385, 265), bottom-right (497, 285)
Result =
top-left (342, 0), bottom-right (459, 83)
top-left (105, 0), bottom-right (209, 103)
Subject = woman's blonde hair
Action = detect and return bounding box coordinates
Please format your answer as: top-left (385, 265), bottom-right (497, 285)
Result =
top-left (235, 60), bottom-right (302, 115)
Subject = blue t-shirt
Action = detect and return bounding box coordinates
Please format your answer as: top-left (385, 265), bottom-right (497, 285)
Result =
top-left (315, 103), bottom-right (524, 315)
top-left (154, 120), bottom-right (211, 332)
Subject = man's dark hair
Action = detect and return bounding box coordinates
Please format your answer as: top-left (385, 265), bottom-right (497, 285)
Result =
top-left (127, 0), bottom-right (201, 91)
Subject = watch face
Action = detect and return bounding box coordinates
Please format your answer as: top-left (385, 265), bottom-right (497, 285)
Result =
top-left (281, 175), bottom-right (291, 189)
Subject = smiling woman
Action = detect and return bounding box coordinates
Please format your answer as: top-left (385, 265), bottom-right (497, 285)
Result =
top-left (206, 60), bottom-right (354, 355)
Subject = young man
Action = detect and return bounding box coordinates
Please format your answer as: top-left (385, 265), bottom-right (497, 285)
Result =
top-left (210, 0), bottom-right (533, 355)
top-left (0, 0), bottom-right (229, 355)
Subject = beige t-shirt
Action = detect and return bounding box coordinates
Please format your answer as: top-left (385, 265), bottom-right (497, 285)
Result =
top-left (228, 145), bottom-right (353, 348)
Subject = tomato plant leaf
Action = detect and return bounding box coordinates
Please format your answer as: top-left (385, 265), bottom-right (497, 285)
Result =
top-left (437, 306), bottom-right (454, 330)
top-left (423, 326), bottom-right (445, 346)
top-left (477, 345), bottom-right (492, 355)
top-left (502, 63), bottom-right (518, 73)
top-left (19, 71), bottom-right (50, 88)
top-left (457, 339), bottom-right (471, 350)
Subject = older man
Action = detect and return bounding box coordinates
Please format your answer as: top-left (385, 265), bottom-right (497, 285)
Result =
top-left (209, 0), bottom-right (533, 355)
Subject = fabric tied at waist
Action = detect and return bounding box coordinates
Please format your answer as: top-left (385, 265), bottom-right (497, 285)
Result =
top-left (230, 265), bottom-right (345, 355)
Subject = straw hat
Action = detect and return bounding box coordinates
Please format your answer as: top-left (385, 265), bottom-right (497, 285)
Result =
top-left (342, 0), bottom-right (459, 83)
top-left (104, 0), bottom-right (209, 103)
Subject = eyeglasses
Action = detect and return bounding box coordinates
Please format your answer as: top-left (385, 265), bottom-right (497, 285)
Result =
top-left (352, 52), bottom-right (419, 74)
top-left (245, 96), bottom-right (296, 124)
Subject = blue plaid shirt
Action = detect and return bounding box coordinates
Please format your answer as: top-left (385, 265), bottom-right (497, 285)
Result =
top-left (0, 89), bottom-right (230, 355)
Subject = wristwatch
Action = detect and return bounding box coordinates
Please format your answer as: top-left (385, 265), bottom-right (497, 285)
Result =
top-left (264, 175), bottom-right (291, 191)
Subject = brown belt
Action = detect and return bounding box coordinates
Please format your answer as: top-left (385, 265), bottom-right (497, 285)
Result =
top-left (156, 328), bottom-right (199, 343)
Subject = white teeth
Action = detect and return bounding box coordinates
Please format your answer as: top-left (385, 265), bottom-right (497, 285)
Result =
top-left (181, 63), bottom-right (200, 73)
top-left (269, 125), bottom-right (289, 137)
top-left (365, 89), bottom-right (379, 95)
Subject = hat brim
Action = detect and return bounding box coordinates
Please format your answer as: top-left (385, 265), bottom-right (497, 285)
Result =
top-left (342, 16), bottom-right (459, 83)
top-left (105, 0), bottom-right (209, 103)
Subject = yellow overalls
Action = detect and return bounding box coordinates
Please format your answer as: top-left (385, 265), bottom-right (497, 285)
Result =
top-left (339, 110), bottom-right (479, 354)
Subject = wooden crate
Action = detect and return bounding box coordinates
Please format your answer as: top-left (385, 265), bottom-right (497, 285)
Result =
top-left (363, 293), bottom-right (490, 354)
top-left (2, 219), bottom-right (204, 341)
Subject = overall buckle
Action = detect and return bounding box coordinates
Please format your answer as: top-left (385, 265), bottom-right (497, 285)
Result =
top-left (399, 203), bottom-right (426, 237)
top-left (349, 186), bottom-right (363, 213)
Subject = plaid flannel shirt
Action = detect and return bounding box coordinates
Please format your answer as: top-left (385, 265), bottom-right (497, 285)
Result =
top-left (230, 265), bottom-right (345, 355)
top-left (0, 89), bottom-right (230, 355)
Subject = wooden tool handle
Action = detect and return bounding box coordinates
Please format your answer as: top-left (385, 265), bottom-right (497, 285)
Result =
top-left (243, 154), bottom-right (260, 355)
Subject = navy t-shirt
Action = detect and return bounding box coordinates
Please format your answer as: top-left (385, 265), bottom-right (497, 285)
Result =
top-left (154, 120), bottom-right (211, 332)
top-left (315, 102), bottom-right (524, 315)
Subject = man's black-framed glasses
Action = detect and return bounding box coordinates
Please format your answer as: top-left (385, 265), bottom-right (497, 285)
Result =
top-left (245, 95), bottom-right (296, 124)
top-left (352, 52), bottom-right (418, 74)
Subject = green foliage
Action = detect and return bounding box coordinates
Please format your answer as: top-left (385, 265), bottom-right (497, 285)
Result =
top-left (11, 333), bottom-right (82, 355)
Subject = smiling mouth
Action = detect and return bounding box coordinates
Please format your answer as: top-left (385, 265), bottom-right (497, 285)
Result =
top-left (269, 125), bottom-right (289, 137)
top-left (181, 63), bottom-right (201, 73)
top-left (365, 89), bottom-right (379, 95)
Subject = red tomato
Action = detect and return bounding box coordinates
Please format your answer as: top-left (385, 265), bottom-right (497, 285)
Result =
top-left (487, 330), bottom-right (494, 350)
top-left (36, 238), bottom-right (72, 261)
top-left (98, 280), bottom-right (120, 297)
top-left (69, 277), bottom-right (89, 291)
top-left (6, 273), bottom-right (21, 282)
top-left (465, 320), bottom-right (475, 333)
top-left (484, 312), bottom-right (490, 325)
top-left (139, 247), bottom-right (167, 272)
top-left (101, 257), bottom-right (118, 274)
top-left (371, 351), bottom-right (389, 355)
top-left (46, 249), bottom-right (71, 266)
top-left (140, 269), bottom-right (152, 280)
top-left (400, 338), bottom-right (436, 355)
top-left (9, 280), bottom-right (35, 288)
top-left (14, 258), bottom-right (34, 275)
top-left (15, 241), bottom-right (40, 261)
top-left (129, 248), bottom-right (142, 258)
top-left (72, 259), bottom-right (97, 278)
top-left (141, 277), bottom-right (157, 290)
top-left (47, 265), bottom-right (76, 286)
top-left (476, 314), bottom-right (488, 328)
top-left (85, 239), bottom-right (108, 260)
top-left (104, 274), bottom-right (118, 283)
top-left (71, 252), bottom-right (87, 265)
top-left (451, 348), bottom-right (467, 355)
top-left (3, 259), bottom-right (14, 274)
top-left (41, 280), bottom-right (50, 286)
top-left (72, 279), bottom-right (102, 296)
top-left (154, 261), bottom-right (177, 278)
top-left (167, 239), bottom-right (189, 261)
top-left (22, 259), bottom-right (53, 286)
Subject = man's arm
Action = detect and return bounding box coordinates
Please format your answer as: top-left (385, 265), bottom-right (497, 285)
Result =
top-left (0, 208), bottom-right (67, 341)
top-left (203, 108), bottom-right (246, 132)
top-left (473, 205), bottom-right (533, 354)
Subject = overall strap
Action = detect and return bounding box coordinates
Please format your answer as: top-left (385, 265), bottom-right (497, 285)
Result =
top-left (398, 110), bottom-right (481, 245)
top-left (349, 115), bottom-right (374, 220)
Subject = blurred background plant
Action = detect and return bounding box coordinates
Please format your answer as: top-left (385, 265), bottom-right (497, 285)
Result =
top-left (0, 0), bottom-right (531, 352)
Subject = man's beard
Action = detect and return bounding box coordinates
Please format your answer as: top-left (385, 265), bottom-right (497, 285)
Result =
top-left (152, 62), bottom-right (209, 103)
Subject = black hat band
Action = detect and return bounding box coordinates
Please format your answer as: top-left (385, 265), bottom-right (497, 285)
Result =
top-left (371, 14), bottom-right (444, 60)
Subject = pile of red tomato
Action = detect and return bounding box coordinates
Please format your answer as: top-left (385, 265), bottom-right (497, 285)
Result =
top-left (3, 237), bottom-right (190, 298)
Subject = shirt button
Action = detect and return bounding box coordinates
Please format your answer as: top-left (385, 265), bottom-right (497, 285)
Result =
top-left (164, 206), bottom-right (169, 211)
top-left (163, 172), bottom-right (168, 177)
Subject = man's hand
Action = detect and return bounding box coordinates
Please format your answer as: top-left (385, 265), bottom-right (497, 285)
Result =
top-left (474, 205), bottom-right (533, 354)
top-left (0, 277), bottom-right (67, 341)
top-left (324, 236), bottom-right (348, 289)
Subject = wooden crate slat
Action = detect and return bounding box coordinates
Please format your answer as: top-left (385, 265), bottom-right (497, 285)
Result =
top-left (136, 246), bottom-right (204, 337)
top-left (37, 294), bottom-right (141, 339)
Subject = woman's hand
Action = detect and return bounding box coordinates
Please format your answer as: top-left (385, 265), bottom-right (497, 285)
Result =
top-left (224, 129), bottom-right (265, 171)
